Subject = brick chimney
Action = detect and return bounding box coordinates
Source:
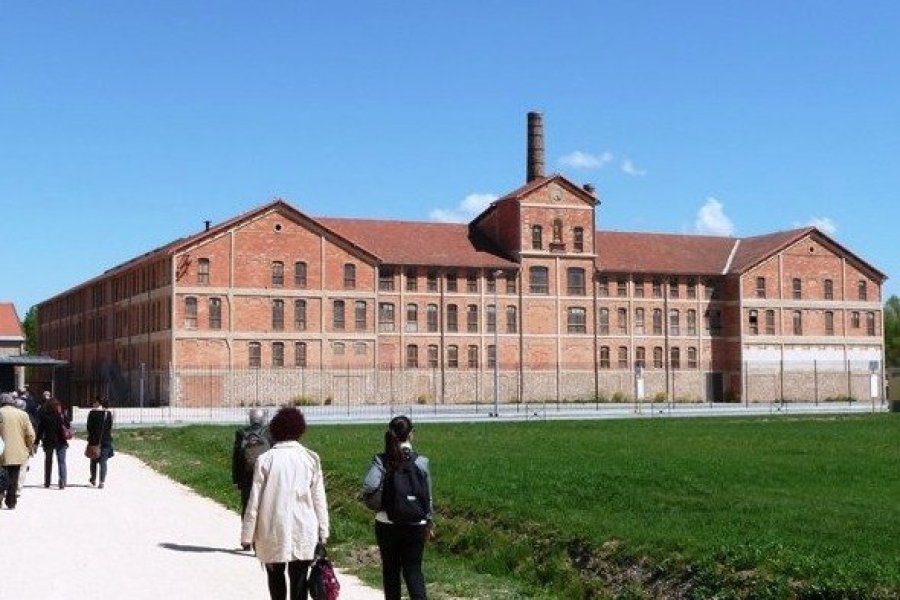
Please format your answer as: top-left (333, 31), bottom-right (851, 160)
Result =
top-left (526, 111), bottom-right (545, 183)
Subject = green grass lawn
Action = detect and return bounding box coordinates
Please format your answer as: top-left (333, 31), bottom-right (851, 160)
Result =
top-left (115, 414), bottom-right (900, 599)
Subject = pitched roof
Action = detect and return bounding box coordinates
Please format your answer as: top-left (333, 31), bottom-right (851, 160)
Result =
top-left (317, 217), bottom-right (517, 268)
top-left (0, 303), bottom-right (24, 339)
top-left (470, 174), bottom-right (598, 228)
top-left (596, 231), bottom-right (737, 275)
top-left (727, 227), bottom-right (814, 273)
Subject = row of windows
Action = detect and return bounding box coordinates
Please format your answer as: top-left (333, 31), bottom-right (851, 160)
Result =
top-left (246, 341), bottom-right (496, 369)
top-left (599, 346), bottom-right (699, 370)
top-left (748, 309), bottom-right (877, 335)
top-left (598, 308), bottom-right (723, 336)
top-left (596, 276), bottom-right (718, 300)
top-left (757, 277), bottom-right (870, 301)
top-left (530, 222), bottom-right (585, 252)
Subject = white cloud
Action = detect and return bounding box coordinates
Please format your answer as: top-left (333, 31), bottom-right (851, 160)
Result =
top-left (621, 158), bottom-right (647, 177)
top-left (694, 197), bottom-right (735, 236)
top-left (800, 217), bottom-right (837, 235)
top-left (429, 192), bottom-right (497, 223)
top-left (558, 150), bottom-right (613, 170)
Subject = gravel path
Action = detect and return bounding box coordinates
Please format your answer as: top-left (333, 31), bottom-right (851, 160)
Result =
top-left (3, 439), bottom-right (383, 600)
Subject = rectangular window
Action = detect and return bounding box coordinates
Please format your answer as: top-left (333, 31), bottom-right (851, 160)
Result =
top-left (427, 304), bottom-right (438, 332)
top-left (634, 308), bottom-right (645, 335)
top-left (652, 279), bottom-right (662, 298)
top-left (487, 344), bottom-right (496, 369)
top-left (529, 266), bottom-right (549, 294)
top-left (598, 308), bottom-right (609, 334)
top-left (294, 261), bottom-right (307, 288)
top-left (467, 345), bottom-right (478, 368)
top-left (333, 300), bottom-right (345, 330)
top-left (487, 304), bottom-right (497, 333)
top-left (652, 309), bottom-right (662, 335)
top-left (378, 302), bottom-right (395, 332)
top-left (858, 280), bottom-right (867, 301)
top-left (687, 309), bottom-right (697, 335)
top-left (355, 300), bottom-right (367, 331)
top-left (379, 267), bottom-right (395, 291)
top-left (851, 311), bottom-right (860, 328)
top-left (573, 227), bottom-right (584, 252)
top-left (506, 273), bottom-right (517, 294)
top-left (617, 278), bottom-right (627, 297)
top-left (486, 271), bottom-right (497, 293)
top-left (669, 279), bottom-right (679, 298)
top-left (446, 271), bottom-right (458, 292)
top-left (824, 278), bottom-right (833, 300)
top-left (343, 264), bottom-right (356, 289)
top-left (427, 271), bottom-right (438, 292)
top-left (272, 261), bottom-right (284, 287)
top-left (670, 347), bottom-right (681, 369)
top-left (184, 297), bottom-right (197, 328)
top-left (294, 300), bottom-right (307, 331)
top-left (599, 346), bottom-right (610, 369)
top-left (633, 277), bottom-right (644, 298)
top-left (405, 268), bottom-right (417, 292)
top-left (406, 303), bottom-right (418, 332)
top-left (427, 345), bottom-right (439, 368)
top-left (568, 307), bottom-right (587, 333)
top-left (567, 268), bottom-right (586, 295)
top-left (209, 297), bottom-right (222, 329)
top-left (825, 311), bottom-right (834, 335)
top-left (355, 342), bottom-right (367, 356)
top-left (597, 276), bottom-right (609, 297)
top-left (756, 276), bottom-right (766, 299)
top-left (467, 304), bottom-right (478, 333)
top-left (765, 310), bottom-right (775, 335)
top-left (617, 346), bottom-right (628, 369)
top-left (669, 309), bottom-right (680, 336)
top-left (653, 347), bottom-right (663, 369)
top-left (249, 342), bottom-right (261, 368)
top-left (446, 304), bottom-right (458, 332)
top-left (198, 258), bottom-right (210, 285)
top-left (792, 278), bottom-right (802, 300)
top-left (792, 310), bottom-right (802, 335)
top-left (687, 347), bottom-right (698, 369)
top-left (447, 345), bottom-right (459, 368)
top-left (506, 305), bottom-right (517, 333)
top-left (866, 312), bottom-right (876, 335)
top-left (406, 344), bottom-right (419, 368)
top-left (272, 299), bottom-right (285, 331)
top-left (531, 225), bottom-right (543, 250)
top-left (704, 279), bottom-right (716, 300)
top-left (272, 342), bottom-right (284, 367)
top-left (749, 310), bottom-right (759, 335)
top-left (617, 307), bottom-right (627, 334)
top-left (635, 347), bottom-right (646, 369)
top-left (333, 342), bottom-right (345, 356)
top-left (466, 270), bottom-right (478, 293)
top-left (294, 342), bottom-right (307, 368)
top-left (687, 278), bottom-right (697, 299)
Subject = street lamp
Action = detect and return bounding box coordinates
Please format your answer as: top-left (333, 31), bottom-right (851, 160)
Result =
top-left (492, 270), bottom-right (503, 417)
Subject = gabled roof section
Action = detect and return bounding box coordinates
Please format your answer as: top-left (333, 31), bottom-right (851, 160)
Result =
top-left (596, 231), bottom-right (737, 275)
top-left (0, 303), bottom-right (25, 340)
top-left (318, 217), bottom-right (517, 269)
top-left (470, 174), bottom-right (598, 228)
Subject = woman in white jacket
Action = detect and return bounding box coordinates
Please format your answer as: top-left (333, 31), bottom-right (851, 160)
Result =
top-left (241, 407), bottom-right (330, 600)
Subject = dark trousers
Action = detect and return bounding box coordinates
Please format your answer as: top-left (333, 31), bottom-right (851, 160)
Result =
top-left (3, 465), bottom-right (21, 508)
top-left (43, 445), bottom-right (67, 487)
top-left (265, 560), bottom-right (310, 600)
top-left (240, 484), bottom-right (251, 517)
top-left (375, 521), bottom-right (428, 600)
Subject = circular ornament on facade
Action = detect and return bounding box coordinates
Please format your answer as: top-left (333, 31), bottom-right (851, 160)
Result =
top-left (274, 223), bottom-right (283, 232)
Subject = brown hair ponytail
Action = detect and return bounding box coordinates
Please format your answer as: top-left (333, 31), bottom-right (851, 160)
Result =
top-left (384, 415), bottom-right (413, 469)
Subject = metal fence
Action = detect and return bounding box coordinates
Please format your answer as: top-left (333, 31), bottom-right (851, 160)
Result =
top-left (53, 359), bottom-right (890, 425)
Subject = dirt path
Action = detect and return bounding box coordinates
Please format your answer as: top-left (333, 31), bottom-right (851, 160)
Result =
top-left (2, 438), bottom-right (383, 600)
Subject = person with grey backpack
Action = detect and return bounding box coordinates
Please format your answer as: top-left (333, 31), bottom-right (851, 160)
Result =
top-left (362, 415), bottom-right (434, 600)
top-left (232, 408), bottom-right (271, 517)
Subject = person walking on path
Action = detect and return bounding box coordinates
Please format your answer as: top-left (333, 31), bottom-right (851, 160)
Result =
top-left (241, 407), bottom-right (330, 600)
top-left (0, 392), bottom-right (36, 509)
top-left (85, 397), bottom-right (115, 488)
top-left (362, 415), bottom-right (434, 600)
top-left (231, 407), bottom-right (270, 516)
top-left (35, 396), bottom-right (71, 489)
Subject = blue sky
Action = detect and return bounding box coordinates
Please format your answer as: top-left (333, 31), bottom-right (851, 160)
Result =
top-left (2, 2), bottom-right (899, 317)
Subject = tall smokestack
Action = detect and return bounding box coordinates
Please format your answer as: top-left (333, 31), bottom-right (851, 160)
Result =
top-left (526, 111), bottom-right (545, 183)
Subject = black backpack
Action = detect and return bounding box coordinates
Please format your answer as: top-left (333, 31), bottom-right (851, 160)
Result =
top-left (241, 428), bottom-right (271, 478)
top-left (381, 451), bottom-right (430, 524)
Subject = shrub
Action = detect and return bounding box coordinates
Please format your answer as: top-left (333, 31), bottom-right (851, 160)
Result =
top-left (611, 390), bottom-right (627, 403)
top-left (324, 395), bottom-right (333, 406)
top-left (292, 394), bottom-right (318, 407)
top-left (653, 391), bottom-right (668, 403)
top-left (417, 393), bottom-right (431, 405)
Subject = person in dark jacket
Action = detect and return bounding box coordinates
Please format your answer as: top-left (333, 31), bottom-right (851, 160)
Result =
top-left (85, 397), bottom-right (115, 488)
top-left (232, 408), bottom-right (270, 516)
top-left (362, 415), bottom-right (434, 600)
top-left (35, 397), bottom-right (70, 489)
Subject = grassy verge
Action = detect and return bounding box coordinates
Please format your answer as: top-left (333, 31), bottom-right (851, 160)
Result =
top-left (116, 414), bottom-right (900, 599)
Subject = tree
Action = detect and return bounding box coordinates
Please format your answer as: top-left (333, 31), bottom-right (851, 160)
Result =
top-left (22, 305), bottom-right (37, 354)
top-left (885, 295), bottom-right (900, 368)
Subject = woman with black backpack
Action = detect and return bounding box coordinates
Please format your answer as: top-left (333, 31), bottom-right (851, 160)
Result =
top-left (362, 415), bottom-right (434, 600)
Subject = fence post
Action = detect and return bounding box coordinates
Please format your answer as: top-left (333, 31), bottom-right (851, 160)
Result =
top-left (847, 359), bottom-right (852, 402)
top-left (139, 362), bottom-right (145, 424)
top-left (814, 360), bottom-right (818, 406)
top-left (744, 361), bottom-right (749, 407)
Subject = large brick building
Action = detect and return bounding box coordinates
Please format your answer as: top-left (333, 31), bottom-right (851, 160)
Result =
top-left (36, 114), bottom-right (886, 406)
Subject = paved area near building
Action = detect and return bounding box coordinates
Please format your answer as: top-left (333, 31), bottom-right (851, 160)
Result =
top-left (2, 439), bottom-right (382, 600)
